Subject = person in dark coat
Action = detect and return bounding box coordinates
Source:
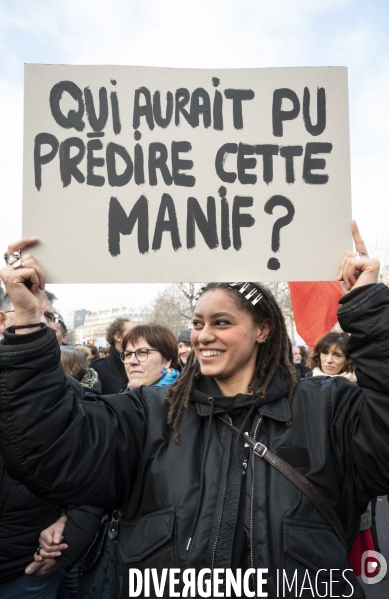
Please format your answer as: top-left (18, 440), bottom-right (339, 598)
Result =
top-left (0, 294), bottom-right (103, 598)
top-left (292, 345), bottom-right (312, 379)
top-left (60, 346), bottom-right (102, 394)
top-left (177, 328), bottom-right (192, 368)
top-left (0, 228), bottom-right (388, 599)
top-left (92, 317), bottom-right (133, 393)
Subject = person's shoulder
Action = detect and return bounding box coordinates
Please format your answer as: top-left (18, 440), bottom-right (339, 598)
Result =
top-left (301, 364), bottom-right (312, 376)
top-left (91, 356), bottom-right (106, 372)
top-left (124, 385), bottom-right (169, 415)
top-left (65, 374), bottom-right (87, 399)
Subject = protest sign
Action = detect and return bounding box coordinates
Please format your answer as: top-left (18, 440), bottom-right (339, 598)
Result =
top-left (22, 65), bottom-right (351, 283)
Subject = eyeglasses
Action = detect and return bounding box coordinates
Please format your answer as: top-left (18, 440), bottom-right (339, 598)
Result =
top-left (4, 310), bottom-right (62, 324)
top-left (120, 348), bottom-right (159, 363)
top-left (45, 312), bottom-right (62, 324)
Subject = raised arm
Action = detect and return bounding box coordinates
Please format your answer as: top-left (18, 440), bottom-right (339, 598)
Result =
top-left (330, 224), bottom-right (389, 499)
top-left (0, 239), bottom-right (146, 507)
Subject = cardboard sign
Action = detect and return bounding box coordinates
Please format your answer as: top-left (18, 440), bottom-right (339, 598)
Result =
top-left (22, 65), bottom-right (351, 283)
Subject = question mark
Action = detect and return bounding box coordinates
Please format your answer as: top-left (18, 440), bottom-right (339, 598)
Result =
top-left (264, 195), bottom-right (295, 270)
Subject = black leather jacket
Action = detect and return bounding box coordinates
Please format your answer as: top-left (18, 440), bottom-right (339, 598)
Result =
top-left (0, 284), bottom-right (388, 598)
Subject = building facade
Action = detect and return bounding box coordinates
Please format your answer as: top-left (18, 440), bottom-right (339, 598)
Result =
top-left (66, 306), bottom-right (153, 346)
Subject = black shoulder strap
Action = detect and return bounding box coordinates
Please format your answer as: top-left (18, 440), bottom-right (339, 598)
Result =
top-left (218, 417), bottom-right (348, 551)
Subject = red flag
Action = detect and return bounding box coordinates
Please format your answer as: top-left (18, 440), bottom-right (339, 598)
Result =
top-left (288, 282), bottom-right (343, 348)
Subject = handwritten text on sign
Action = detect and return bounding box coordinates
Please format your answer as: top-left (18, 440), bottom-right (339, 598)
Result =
top-left (23, 65), bottom-right (351, 283)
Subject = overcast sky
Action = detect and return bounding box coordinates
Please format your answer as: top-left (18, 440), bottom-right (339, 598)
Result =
top-left (0, 0), bottom-right (388, 316)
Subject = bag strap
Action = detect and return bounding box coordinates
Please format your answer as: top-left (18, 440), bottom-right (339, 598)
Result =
top-left (218, 416), bottom-right (348, 551)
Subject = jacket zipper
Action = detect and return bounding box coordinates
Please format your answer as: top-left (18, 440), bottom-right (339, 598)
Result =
top-left (250, 416), bottom-right (262, 589)
top-left (211, 415), bottom-right (233, 572)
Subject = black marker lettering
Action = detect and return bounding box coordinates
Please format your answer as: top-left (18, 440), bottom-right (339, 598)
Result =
top-left (280, 146), bottom-right (303, 183)
top-left (190, 88), bottom-right (211, 128)
top-left (215, 143), bottom-right (238, 183)
top-left (224, 89), bottom-right (254, 129)
top-left (34, 133), bottom-right (59, 190)
top-left (59, 137), bottom-right (85, 187)
top-left (221, 196), bottom-right (231, 249)
top-left (152, 193), bottom-right (181, 251)
top-left (108, 195), bottom-right (149, 256)
top-left (232, 196), bottom-right (255, 250)
top-left (49, 81), bottom-right (85, 132)
top-left (106, 142), bottom-right (133, 187)
top-left (237, 143), bottom-right (256, 184)
top-left (84, 87), bottom-right (108, 132)
top-left (133, 87), bottom-right (154, 130)
top-left (272, 88), bottom-right (300, 137)
top-left (153, 91), bottom-right (173, 128)
top-left (218, 186), bottom-right (230, 250)
top-left (110, 91), bottom-right (121, 134)
top-left (303, 142), bottom-right (332, 184)
top-left (255, 145), bottom-right (279, 183)
top-left (303, 87), bottom-right (326, 136)
top-left (134, 143), bottom-right (145, 185)
top-left (213, 90), bottom-right (223, 131)
top-left (171, 141), bottom-right (195, 187)
top-left (148, 143), bottom-right (172, 186)
top-left (175, 88), bottom-right (193, 126)
top-left (87, 139), bottom-right (105, 186)
top-left (187, 196), bottom-right (218, 249)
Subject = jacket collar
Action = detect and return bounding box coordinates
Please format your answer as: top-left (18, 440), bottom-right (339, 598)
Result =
top-left (109, 346), bottom-right (126, 371)
top-left (192, 366), bottom-right (291, 422)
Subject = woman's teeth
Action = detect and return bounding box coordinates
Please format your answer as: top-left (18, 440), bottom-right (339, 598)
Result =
top-left (201, 350), bottom-right (223, 357)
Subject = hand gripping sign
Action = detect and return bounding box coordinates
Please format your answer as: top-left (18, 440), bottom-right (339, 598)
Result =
top-left (22, 65), bottom-right (351, 283)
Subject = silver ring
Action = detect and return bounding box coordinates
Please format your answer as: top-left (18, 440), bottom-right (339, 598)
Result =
top-left (12, 259), bottom-right (25, 270)
top-left (4, 251), bottom-right (21, 266)
top-left (36, 546), bottom-right (42, 555)
top-left (356, 251), bottom-right (369, 259)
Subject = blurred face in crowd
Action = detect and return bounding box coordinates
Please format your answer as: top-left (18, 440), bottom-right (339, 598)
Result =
top-left (292, 347), bottom-right (302, 364)
top-left (113, 321), bottom-right (133, 351)
top-left (191, 289), bottom-right (268, 392)
top-left (0, 298), bottom-right (54, 334)
top-left (85, 347), bottom-right (94, 364)
top-left (320, 344), bottom-right (347, 375)
top-left (178, 341), bottom-right (192, 365)
top-left (123, 337), bottom-right (171, 388)
top-left (52, 322), bottom-right (68, 345)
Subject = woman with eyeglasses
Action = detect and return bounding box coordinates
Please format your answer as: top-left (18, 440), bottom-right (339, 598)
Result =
top-left (1, 225), bottom-right (389, 598)
top-left (120, 324), bottom-right (180, 389)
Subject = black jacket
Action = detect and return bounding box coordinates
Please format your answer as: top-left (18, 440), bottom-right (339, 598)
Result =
top-left (0, 374), bottom-right (103, 582)
top-left (92, 347), bottom-right (128, 394)
top-left (295, 362), bottom-right (312, 379)
top-left (0, 284), bottom-right (389, 598)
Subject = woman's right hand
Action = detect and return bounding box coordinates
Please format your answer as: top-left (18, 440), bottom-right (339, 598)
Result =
top-left (0, 238), bottom-right (45, 329)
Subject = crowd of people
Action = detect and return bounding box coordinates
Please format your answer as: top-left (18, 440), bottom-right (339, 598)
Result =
top-left (0, 291), bottom-right (204, 598)
top-left (0, 227), bottom-right (388, 599)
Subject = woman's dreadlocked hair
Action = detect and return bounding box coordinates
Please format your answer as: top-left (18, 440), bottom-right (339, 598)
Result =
top-left (165, 282), bottom-right (297, 442)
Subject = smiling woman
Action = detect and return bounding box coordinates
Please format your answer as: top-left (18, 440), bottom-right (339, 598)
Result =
top-left (0, 228), bottom-right (389, 598)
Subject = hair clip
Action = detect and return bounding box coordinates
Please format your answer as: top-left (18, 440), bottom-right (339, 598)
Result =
top-left (228, 283), bottom-right (263, 307)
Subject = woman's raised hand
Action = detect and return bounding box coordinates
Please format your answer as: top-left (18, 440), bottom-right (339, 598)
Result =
top-left (337, 221), bottom-right (380, 293)
top-left (0, 238), bottom-right (45, 326)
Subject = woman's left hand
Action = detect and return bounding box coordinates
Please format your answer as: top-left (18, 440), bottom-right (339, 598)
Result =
top-left (337, 221), bottom-right (380, 293)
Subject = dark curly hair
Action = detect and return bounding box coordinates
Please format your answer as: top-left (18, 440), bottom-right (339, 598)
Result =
top-left (308, 332), bottom-right (354, 373)
top-left (165, 282), bottom-right (297, 442)
top-left (106, 317), bottom-right (131, 346)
